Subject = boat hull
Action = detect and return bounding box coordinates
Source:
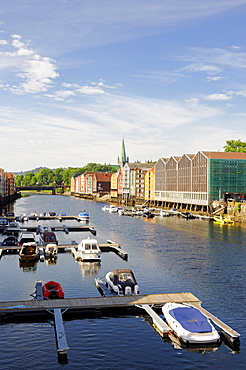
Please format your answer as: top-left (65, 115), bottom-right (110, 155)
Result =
top-left (162, 303), bottom-right (220, 344)
top-left (42, 281), bottom-right (64, 299)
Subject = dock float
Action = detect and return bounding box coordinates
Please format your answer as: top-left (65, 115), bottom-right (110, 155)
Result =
top-left (190, 302), bottom-right (240, 347)
top-left (0, 292), bottom-right (240, 352)
top-left (0, 293), bottom-right (202, 318)
top-left (16, 225), bottom-right (96, 234)
top-left (136, 304), bottom-right (171, 335)
top-left (34, 282), bottom-right (69, 363)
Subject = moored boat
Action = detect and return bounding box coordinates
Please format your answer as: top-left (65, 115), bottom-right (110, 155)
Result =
top-left (162, 303), bottom-right (220, 345)
top-left (213, 215), bottom-right (234, 225)
top-left (181, 212), bottom-right (195, 219)
top-left (105, 269), bottom-right (139, 295)
top-left (78, 210), bottom-right (90, 221)
top-left (159, 210), bottom-right (170, 217)
top-left (45, 243), bottom-right (58, 259)
top-left (108, 205), bottom-right (118, 213)
top-left (76, 237), bottom-right (101, 262)
top-left (42, 281), bottom-right (64, 299)
top-left (19, 242), bottom-right (39, 262)
top-left (39, 229), bottom-right (58, 245)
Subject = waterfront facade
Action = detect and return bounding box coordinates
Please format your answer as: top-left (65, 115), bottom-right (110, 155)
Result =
top-left (0, 168), bottom-right (17, 207)
top-left (70, 142), bottom-right (246, 211)
top-left (154, 151), bottom-right (246, 209)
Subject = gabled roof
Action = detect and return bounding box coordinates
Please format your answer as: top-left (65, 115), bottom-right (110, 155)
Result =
top-left (72, 173), bottom-right (82, 178)
top-left (94, 172), bottom-right (112, 181)
top-left (200, 151), bottom-right (246, 160)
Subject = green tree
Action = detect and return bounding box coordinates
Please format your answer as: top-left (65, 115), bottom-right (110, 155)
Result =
top-left (15, 163), bottom-right (118, 186)
top-left (224, 139), bottom-right (246, 152)
top-left (22, 172), bottom-right (37, 185)
top-left (15, 174), bottom-right (24, 186)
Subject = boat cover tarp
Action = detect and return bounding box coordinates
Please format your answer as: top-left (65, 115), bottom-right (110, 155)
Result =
top-left (169, 307), bottom-right (212, 333)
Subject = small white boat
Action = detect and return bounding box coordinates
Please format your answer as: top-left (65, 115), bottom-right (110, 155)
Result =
top-left (117, 207), bottom-right (124, 215)
top-left (45, 243), bottom-right (58, 259)
top-left (76, 237), bottom-right (101, 262)
top-left (78, 210), bottom-right (90, 221)
top-left (159, 210), bottom-right (170, 217)
top-left (108, 205), bottom-right (118, 213)
top-left (102, 205), bottom-right (110, 211)
top-left (105, 269), bottom-right (139, 295)
top-left (162, 303), bottom-right (220, 344)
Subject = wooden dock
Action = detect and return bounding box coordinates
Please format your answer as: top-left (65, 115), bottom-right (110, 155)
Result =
top-left (0, 292), bottom-right (201, 317)
top-left (0, 242), bottom-right (128, 260)
top-left (0, 292), bottom-right (240, 355)
top-left (16, 225), bottom-right (96, 234)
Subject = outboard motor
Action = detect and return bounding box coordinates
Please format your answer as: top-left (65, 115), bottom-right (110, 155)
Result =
top-left (125, 286), bottom-right (132, 295)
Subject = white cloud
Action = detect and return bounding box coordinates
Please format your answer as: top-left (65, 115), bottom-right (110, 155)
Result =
top-left (0, 35), bottom-right (59, 94)
top-left (205, 93), bottom-right (231, 101)
top-left (206, 76), bottom-right (225, 82)
top-left (0, 39), bottom-right (7, 45)
top-left (180, 63), bottom-right (221, 74)
top-left (235, 90), bottom-right (246, 97)
top-left (46, 81), bottom-right (119, 101)
top-left (177, 47), bottom-right (246, 70)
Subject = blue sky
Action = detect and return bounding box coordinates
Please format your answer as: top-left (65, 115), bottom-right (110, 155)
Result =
top-left (0, 0), bottom-right (246, 172)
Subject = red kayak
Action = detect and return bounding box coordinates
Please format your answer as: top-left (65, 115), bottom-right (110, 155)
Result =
top-left (42, 281), bottom-right (64, 299)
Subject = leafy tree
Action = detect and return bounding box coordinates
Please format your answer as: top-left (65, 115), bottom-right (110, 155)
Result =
top-left (15, 164), bottom-right (118, 186)
top-left (15, 175), bottom-right (24, 186)
top-left (224, 139), bottom-right (246, 152)
top-left (22, 172), bottom-right (37, 186)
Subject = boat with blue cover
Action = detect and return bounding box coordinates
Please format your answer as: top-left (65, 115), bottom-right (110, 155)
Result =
top-left (162, 303), bottom-right (220, 344)
top-left (78, 210), bottom-right (90, 221)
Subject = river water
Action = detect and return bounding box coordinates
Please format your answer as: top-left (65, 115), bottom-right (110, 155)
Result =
top-left (0, 194), bottom-right (245, 370)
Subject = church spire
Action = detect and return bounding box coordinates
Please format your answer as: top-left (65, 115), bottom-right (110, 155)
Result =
top-left (118, 138), bottom-right (128, 167)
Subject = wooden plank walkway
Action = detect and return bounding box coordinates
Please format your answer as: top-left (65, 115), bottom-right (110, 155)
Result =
top-left (0, 242), bottom-right (128, 260)
top-left (0, 293), bottom-right (200, 314)
top-left (0, 293), bottom-right (240, 345)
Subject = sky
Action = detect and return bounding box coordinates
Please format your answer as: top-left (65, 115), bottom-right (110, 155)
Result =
top-left (0, 0), bottom-right (246, 172)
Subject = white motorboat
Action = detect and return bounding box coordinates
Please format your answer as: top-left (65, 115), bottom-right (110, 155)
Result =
top-left (45, 243), bottom-right (58, 259)
top-left (105, 269), bottom-right (139, 295)
top-left (102, 205), bottom-right (110, 211)
top-left (78, 210), bottom-right (90, 221)
top-left (76, 237), bottom-right (101, 262)
top-left (108, 205), bottom-right (118, 213)
top-left (162, 303), bottom-right (220, 345)
top-left (159, 210), bottom-right (170, 217)
top-left (117, 207), bottom-right (124, 215)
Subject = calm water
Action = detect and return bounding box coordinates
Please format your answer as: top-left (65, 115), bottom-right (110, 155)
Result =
top-left (0, 194), bottom-right (245, 369)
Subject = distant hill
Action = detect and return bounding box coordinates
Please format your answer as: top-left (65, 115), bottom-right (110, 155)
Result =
top-left (14, 167), bottom-right (56, 176)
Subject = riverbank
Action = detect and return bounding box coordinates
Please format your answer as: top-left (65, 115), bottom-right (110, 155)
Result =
top-left (0, 192), bottom-right (21, 207)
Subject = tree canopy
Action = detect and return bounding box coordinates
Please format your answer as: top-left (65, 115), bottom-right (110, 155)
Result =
top-left (224, 139), bottom-right (246, 152)
top-left (15, 163), bottom-right (118, 186)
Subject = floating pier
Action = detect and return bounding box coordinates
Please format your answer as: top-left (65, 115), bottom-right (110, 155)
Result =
top-left (0, 241), bottom-right (128, 260)
top-left (0, 291), bottom-right (240, 359)
top-left (16, 225), bottom-right (96, 235)
top-left (34, 282), bottom-right (69, 363)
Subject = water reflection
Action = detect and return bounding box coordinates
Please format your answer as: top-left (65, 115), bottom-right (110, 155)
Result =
top-left (77, 261), bottom-right (101, 277)
top-left (19, 260), bottom-right (37, 272)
